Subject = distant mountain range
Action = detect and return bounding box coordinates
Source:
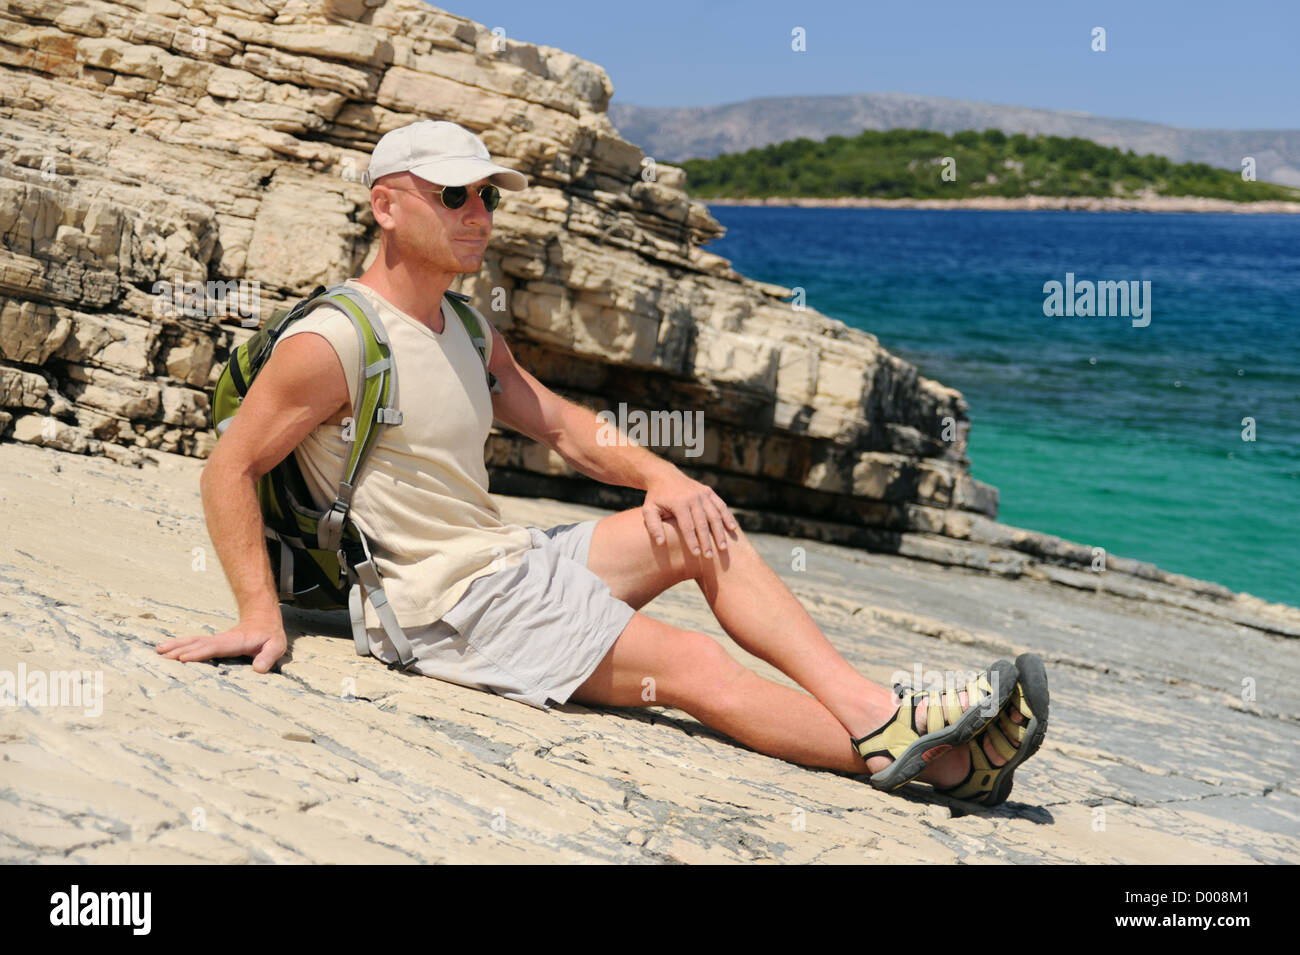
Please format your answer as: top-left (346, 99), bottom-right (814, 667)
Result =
top-left (608, 93), bottom-right (1300, 188)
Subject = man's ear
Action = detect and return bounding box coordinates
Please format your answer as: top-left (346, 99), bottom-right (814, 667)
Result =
top-left (370, 186), bottom-right (394, 232)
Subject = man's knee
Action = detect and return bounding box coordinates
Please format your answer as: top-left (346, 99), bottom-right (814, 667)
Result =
top-left (659, 512), bottom-right (755, 579)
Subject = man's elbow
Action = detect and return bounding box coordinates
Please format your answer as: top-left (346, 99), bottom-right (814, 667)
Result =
top-left (547, 400), bottom-right (594, 457)
top-left (199, 442), bottom-right (258, 499)
top-left (199, 451), bottom-right (231, 509)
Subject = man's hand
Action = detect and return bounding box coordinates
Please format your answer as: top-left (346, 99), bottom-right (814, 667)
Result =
top-left (641, 471), bottom-right (739, 559)
top-left (160, 330), bottom-right (346, 678)
top-left (156, 617), bottom-right (287, 674)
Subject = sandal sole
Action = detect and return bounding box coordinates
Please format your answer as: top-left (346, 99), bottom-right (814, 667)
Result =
top-left (868, 659), bottom-right (1018, 792)
top-left (980, 652), bottom-right (1050, 807)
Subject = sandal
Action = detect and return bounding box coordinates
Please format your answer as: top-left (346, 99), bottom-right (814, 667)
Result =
top-left (853, 659), bottom-right (1017, 792)
top-left (936, 652), bottom-right (1050, 806)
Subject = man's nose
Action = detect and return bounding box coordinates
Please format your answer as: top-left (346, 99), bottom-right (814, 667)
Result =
top-left (462, 188), bottom-right (493, 218)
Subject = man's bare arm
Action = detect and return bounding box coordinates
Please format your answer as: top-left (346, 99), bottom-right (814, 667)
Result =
top-left (156, 332), bottom-right (350, 672)
top-left (486, 324), bottom-right (737, 557)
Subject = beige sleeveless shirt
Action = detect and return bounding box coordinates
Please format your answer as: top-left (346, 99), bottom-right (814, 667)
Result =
top-left (273, 279), bottom-right (533, 629)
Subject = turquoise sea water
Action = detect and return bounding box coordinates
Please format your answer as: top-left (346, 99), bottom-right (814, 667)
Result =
top-left (704, 207), bottom-right (1300, 609)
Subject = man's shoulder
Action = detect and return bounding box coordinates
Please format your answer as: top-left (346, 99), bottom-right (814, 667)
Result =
top-left (275, 296), bottom-right (358, 346)
top-left (268, 295), bottom-right (363, 398)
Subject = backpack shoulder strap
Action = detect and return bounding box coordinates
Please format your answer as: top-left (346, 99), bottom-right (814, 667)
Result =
top-left (309, 284), bottom-right (402, 553)
top-left (444, 293), bottom-right (503, 395)
top-left (305, 286), bottom-right (419, 671)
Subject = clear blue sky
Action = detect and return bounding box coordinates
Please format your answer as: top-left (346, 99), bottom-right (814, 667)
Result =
top-left (454, 0), bottom-right (1298, 129)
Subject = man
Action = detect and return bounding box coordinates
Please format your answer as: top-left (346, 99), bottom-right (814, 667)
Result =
top-left (158, 120), bottom-right (1047, 805)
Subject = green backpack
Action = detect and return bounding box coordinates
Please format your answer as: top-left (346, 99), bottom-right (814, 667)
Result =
top-left (211, 282), bottom-right (501, 670)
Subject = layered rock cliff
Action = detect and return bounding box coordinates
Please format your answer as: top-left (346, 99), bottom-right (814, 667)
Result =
top-left (1, 0), bottom-right (995, 550)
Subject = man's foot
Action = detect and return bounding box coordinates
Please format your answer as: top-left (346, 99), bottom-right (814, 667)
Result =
top-left (858, 688), bottom-right (1028, 788)
top-left (930, 653), bottom-right (1050, 806)
top-left (851, 660), bottom-right (1017, 792)
top-left (919, 698), bottom-right (1027, 788)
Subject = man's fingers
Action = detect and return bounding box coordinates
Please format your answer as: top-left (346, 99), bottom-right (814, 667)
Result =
top-left (690, 501), bottom-right (714, 558)
top-left (675, 503), bottom-right (703, 556)
top-left (642, 502), bottom-right (667, 545)
top-left (712, 491), bottom-right (739, 532)
top-left (252, 643), bottom-right (282, 674)
top-left (156, 635), bottom-right (198, 653)
top-left (157, 629), bottom-right (264, 665)
top-left (703, 495), bottom-right (730, 552)
top-left (646, 483), bottom-right (738, 559)
top-left (156, 635), bottom-right (207, 658)
top-left (177, 638), bottom-right (230, 663)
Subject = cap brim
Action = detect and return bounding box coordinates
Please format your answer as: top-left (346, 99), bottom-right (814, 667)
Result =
top-left (409, 159), bottom-right (528, 191)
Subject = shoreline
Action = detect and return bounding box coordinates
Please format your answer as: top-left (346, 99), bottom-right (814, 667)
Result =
top-left (700, 195), bottom-right (1300, 214)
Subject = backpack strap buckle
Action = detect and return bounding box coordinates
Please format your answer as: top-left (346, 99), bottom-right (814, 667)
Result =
top-left (317, 501), bottom-right (348, 552)
top-left (344, 534), bottom-right (419, 671)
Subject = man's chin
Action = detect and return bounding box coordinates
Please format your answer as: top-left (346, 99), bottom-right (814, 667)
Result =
top-left (411, 254), bottom-right (482, 274)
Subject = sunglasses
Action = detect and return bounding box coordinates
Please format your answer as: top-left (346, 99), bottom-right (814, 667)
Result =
top-left (388, 184), bottom-right (501, 212)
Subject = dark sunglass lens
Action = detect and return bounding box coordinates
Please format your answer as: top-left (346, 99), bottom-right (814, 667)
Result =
top-left (440, 185), bottom-right (468, 209)
top-left (480, 186), bottom-right (500, 211)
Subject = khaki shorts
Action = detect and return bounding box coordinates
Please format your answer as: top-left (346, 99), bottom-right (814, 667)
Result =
top-left (364, 520), bottom-right (636, 709)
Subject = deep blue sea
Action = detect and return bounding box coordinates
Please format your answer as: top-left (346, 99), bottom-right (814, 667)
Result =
top-left (704, 207), bottom-right (1300, 609)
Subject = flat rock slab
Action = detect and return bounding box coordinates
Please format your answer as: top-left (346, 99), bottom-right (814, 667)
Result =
top-left (0, 442), bottom-right (1296, 864)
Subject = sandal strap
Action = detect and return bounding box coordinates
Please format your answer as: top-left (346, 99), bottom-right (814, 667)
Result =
top-left (941, 686), bottom-right (963, 728)
top-left (984, 718), bottom-right (1019, 762)
top-left (928, 689), bottom-right (948, 735)
top-left (855, 667), bottom-right (1001, 764)
top-left (1014, 686), bottom-right (1036, 722)
top-left (996, 706), bottom-right (1026, 747)
top-left (852, 692), bottom-right (920, 762)
top-left (936, 691), bottom-right (1025, 801)
top-left (937, 738), bottom-right (998, 800)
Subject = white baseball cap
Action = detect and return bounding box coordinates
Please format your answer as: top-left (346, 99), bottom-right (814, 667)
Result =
top-left (362, 120), bottom-right (528, 191)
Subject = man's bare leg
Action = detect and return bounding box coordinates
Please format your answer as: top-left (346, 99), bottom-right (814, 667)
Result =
top-left (572, 613), bottom-right (874, 773)
top-left (586, 510), bottom-right (1019, 784)
top-left (570, 612), bottom-right (1025, 779)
